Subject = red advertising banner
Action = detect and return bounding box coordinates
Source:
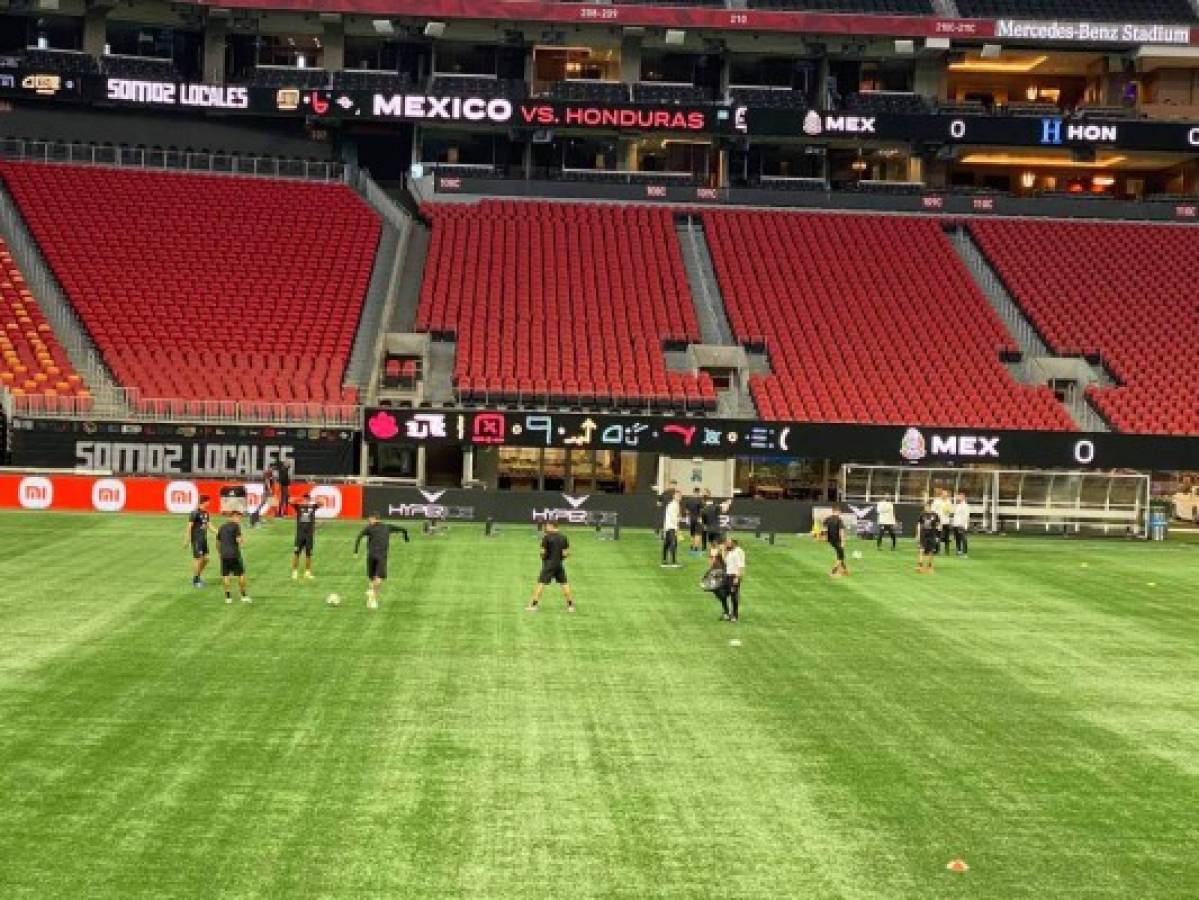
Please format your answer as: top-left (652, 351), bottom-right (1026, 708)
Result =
top-left (0, 473), bottom-right (363, 518)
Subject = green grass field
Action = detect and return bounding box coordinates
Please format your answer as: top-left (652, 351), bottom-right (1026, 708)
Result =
top-left (0, 511), bottom-right (1196, 899)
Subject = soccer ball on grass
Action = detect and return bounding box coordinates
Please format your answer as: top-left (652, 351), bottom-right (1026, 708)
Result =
top-left (325, 593), bottom-right (341, 607)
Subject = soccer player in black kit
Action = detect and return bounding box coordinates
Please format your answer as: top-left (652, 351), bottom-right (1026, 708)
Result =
top-left (217, 510), bottom-right (252, 604)
top-left (274, 459), bottom-right (292, 518)
top-left (526, 522), bottom-right (575, 613)
top-left (291, 492), bottom-right (320, 581)
top-left (353, 513), bottom-right (410, 609)
top-left (822, 504), bottom-right (850, 577)
top-left (685, 487), bottom-right (704, 555)
top-left (916, 501), bottom-right (941, 575)
top-left (183, 495), bottom-right (216, 588)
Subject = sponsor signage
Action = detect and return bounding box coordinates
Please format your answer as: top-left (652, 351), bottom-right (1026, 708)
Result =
top-left (0, 473), bottom-right (362, 517)
top-left (386, 488), bottom-right (477, 521)
top-left (104, 78), bottom-right (251, 110)
top-left (365, 486), bottom-right (813, 532)
top-left (363, 407), bottom-right (1199, 470)
top-left (298, 92), bottom-right (714, 132)
top-left (738, 107), bottom-right (1199, 152)
top-left (2, 60), bottom-right (1199, 148)
top-left (8, 418), bottom-right (359, 476)
top-left (994, 20), bottom-right (1191, 45)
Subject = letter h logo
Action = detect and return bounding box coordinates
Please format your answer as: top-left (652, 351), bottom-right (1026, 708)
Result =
top-left (1040, 118), bottom-right (1063, 145)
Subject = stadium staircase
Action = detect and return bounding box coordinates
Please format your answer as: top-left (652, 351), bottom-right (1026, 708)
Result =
top-left (969, 219), bottom-right (1199, 435)
top-left (0, 181), bottom-right (124, 415)
top-left (702, 210), bottom-right (1076, 430)
top-left (675, 213), bottom-right (759, 418)
top-left (380, 222), bottom-right (459, 406)
top-left (948, 224), bottom-right (1112, 433)
top-left (346, 172), bottom-right (437, 407)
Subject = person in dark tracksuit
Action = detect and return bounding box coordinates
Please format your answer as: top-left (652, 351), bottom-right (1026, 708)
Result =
top-left (291, 492), bottom-right (320, 580)
top-left (274, 460), bottom-right (293, 518)
top-left (353, 513), bottom-right (409, 609)
top-left (706, 540), bottom-right (731, 620)
top-left (184, 495), bottom-right (217, 588)
top-left (526, 522), bottom-right (575, 613)
top-left (217, 511), bottom-right (252, 604)
top-left (917, 503), bottom-right (942, 575)
top-left (685, 488), bottom-right (704, 555)
top-left (822, 505), bottom-right (850, 578)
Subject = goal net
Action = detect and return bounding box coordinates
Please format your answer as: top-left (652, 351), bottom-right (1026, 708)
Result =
top-left (840, 465), bottom-right (1149, 537)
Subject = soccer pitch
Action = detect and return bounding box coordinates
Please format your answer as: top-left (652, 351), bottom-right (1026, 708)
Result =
top-left (0, 512), bottom-right (1196, 899)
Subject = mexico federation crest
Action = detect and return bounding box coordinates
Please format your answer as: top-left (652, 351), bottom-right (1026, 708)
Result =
top-left (900, 427), bottom-right (926, 463)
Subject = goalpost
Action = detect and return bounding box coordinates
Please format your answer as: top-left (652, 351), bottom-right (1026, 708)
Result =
top-left (840, 465), bottom-right (1150, 537)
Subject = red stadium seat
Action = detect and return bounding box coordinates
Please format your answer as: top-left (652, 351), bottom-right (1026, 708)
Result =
top-left (415, 201), bottom-right (716, 411)
top-left (0, 240), bottom-right (85, 400)
top-left (701, 210), bottom-right (1076, 431)
top-left (0, 162), bottom-right (380, 406)
top-left (971, 219), bottom-right (1199, 436)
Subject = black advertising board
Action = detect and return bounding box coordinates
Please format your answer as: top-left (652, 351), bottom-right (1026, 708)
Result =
top-left (8, 418), bottom-right (359, 476)
top-left (99, 77), bottom-right (280, 115)
top-left (363, 407), bottom-right (1199, 470)
top-left (2, 62), bottom-right (1198, 151)
top-left (737, 107), bottom-right (1199, 152)
top-left (308, 92), bottom-right (717, 132)
top-left (362, 485), bottom-right (915, 533)
top-left (0, 63), bottom-right (87, 103)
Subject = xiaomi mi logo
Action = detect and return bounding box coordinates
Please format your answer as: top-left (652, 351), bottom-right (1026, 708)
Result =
top-left (18, 476), bottom-right (53, 510)
top-left (92, 478), bottom-right (126, 512)
top-left (311, 485), bottom-right (343, 519)
top-left (165, 480), bottom-right (198, 514)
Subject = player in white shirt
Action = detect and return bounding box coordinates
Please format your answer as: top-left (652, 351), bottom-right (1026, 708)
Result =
top-left (875, 494), bottom-right (898, 551)
top-left (952, 492), bottom-right (971, 557)
top-left (722, 537), bottom-right (746, 623)
top-left (661, 489), bottom-right (682, 568)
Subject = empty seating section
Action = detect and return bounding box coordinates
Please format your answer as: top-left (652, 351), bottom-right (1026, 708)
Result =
top-left (0, 240), bottom-right (86, 404)
top-left (703, 211), bottom-right (1075, 430)
top-left (417, 201), bottom-right (716, 409)
top-left (549, 81), bottom-right (630, 103)
top-left (955, 1), bottom-right (1195, 22)
top-left (730, 88), bottom-right (810, 109)
top-left (844, 92), bottom-right (931, 114)
top-left (429, 76), bottom-right (527, 98)
top-left (633, 83), bottom-right (714, 104)
top-left (1, 162), bottom-right (379, 411)
top-left (970, 220), bottom-right (1199, 435)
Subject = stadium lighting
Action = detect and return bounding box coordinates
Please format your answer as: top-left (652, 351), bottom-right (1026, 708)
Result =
top-left (949, 54), bottom-right (1048, 73)
top-left (959, 152), bottom-right (1128, 169)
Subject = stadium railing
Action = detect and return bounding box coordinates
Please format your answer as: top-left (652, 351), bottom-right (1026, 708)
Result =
top-left (0, 138), bottom-right (345, 182)
top-left (6, 389), bottom-right (360, 427)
